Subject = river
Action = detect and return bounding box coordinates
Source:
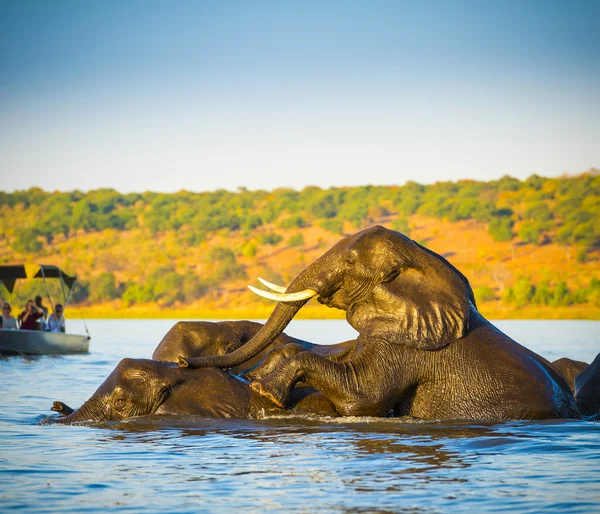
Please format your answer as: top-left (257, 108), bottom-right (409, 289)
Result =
top-left (1, 319), bottom-right (599, 512)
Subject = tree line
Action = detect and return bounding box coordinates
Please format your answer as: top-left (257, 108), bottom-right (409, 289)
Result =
top-left (0, 171), bottom-right (598, 308)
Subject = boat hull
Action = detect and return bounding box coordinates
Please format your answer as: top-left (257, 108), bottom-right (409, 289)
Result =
top-left (0, 330), bottom-right (90, 355)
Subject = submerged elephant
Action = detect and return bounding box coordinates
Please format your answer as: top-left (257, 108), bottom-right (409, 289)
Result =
top-left (575, 353), bottom-right (600, 417)
top-left (42, 358), bottom-right (339, 424)
top-left (552, 357), bottom-right (589, 393)
top-left (154, 320), bottom-right (357, 379)
top-left (179, 226), bottom-right (579, 420)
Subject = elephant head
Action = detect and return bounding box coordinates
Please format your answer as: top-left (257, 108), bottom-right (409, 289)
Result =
top-left (180, 226), bottom-right (474, 369)
top-left (50, 359), bottom-right (179, 423)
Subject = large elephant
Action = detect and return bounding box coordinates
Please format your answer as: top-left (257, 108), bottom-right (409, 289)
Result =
top-left (179, 226), bottom-right (578, 420)
top-left (42, 358), bottom-right (339, 424)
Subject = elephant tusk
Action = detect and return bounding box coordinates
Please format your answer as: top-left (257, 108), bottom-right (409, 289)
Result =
top-left (248, 285), bottom-right (318, 303)
top-left (257, 277), bottom-right (288, 293)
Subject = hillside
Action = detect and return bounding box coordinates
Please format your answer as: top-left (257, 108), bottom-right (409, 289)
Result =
top-left (0, 171), bottom-right (599, 320)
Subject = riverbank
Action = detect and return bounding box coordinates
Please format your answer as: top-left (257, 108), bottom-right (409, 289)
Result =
top-left (73, 302), bottom-right (600, 320)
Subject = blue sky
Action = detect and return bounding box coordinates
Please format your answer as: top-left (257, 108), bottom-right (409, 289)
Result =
top-left (1, 1), bottom-right (598, 193)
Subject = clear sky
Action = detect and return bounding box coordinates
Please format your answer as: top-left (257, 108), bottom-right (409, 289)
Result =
top-left (0, 1), bottom-right (598, 193)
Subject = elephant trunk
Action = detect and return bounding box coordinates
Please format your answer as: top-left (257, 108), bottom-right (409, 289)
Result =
top-left (51, 398), bottom-right (105, 424)
top-left (180, 252), bottom-right (341, 370)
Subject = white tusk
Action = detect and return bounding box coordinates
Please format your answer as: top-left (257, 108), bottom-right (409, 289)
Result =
top-left (248, 285), bottom-right (318, 303)
top-left (257, 277), bottom-right (288, 293)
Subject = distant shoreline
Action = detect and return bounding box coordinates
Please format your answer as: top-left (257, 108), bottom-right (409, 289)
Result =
top-left (73, 303), bottom-right (600, 320)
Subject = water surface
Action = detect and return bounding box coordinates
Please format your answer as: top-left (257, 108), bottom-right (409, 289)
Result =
top-left (1, 319), bottom-right (599, 512)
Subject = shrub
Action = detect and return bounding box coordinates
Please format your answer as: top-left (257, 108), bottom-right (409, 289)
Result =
top-left (320, 219), bottom-right (344, 235)
top-left (258, 233), bottom-right (283, 246)
top-left (122, 283), bottom-right (154, 306)
top-left (242, 215), bottom-right (263, 234)
top-left (241, 242), bottom-right (258, 258)
top-left (207, 247), bottom-right (247, 282)
top-left (12, 231), bottom-right (43, 253)
top-left (287, 233), bottom-right (304, 247)
top-left (513, 279), bottom-right (535, 306)
top-left (88, 272), bottom-right (121, 302)
top-left (488, 216), bottom-right (514, 242)
top-left (518, 221), bottom-right (542, 244)
top-left (279, 215), bottom-right (306, 229)
top-left (531, 283), bottom-right (552, 305)
top-left (391, 218), bottom-right (411, 236)
top-left (473, 286), bottom-right (495, 303)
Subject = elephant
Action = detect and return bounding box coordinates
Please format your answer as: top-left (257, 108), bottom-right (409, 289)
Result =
top-left (153, 320), bottom-right (357, 379)
top-left (178, 226), bottom-right (579, 421)
top-left (552, 357), bottom-right (589, 393)
top-left (574, 353), bottom-right (600, 417)
top-left (42, 358), bottom-right (339, 424)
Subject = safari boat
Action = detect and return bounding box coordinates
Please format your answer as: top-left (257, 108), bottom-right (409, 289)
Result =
top-left (0, 265), bottom-right (90, 355)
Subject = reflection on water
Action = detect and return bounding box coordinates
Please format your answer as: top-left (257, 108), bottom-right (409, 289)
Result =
top-left (1, 320), bottom-right (599, 512)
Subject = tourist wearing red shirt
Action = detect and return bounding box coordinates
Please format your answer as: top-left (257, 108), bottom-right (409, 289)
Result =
top-left (19, 300), bottom-right (44, 330)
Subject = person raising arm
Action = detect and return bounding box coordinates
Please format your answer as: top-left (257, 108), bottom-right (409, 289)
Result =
top-left (19, 300), bottom-right (44, 330)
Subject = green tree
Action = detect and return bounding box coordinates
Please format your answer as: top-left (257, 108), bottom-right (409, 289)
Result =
top-left (550, 282), bottom-right (572, 307)
top-left (511, 278), bottom-right (535, 307)
top-left (531, 282), bottom-right (552, 305)
top-left (12, 231), bottom-right (43, 253)
top-left (518, 221), bottom-right (542, 244)
top-left (320, 219), bottom-right (344, 235)
top-left (258, 233), bottom-right (283, 246)
top-left (242, 214), bottom-right (263, 235)
top-left (208, 247), bottom-right (247, 281)
top-left (122, 283), bottom-right (154, 306)
top-left (391, 218), bottom-right (411, 236)
top-left (152, 271), bottom-right (184, 306)
top-left (473, 286), bottom-right (495, 303)
top-left (279, 215), bottom-right (306, 229)
top-left (89, 272), bottom-right (121, 302)
top-left (488, 210), bottom-right (514, 242)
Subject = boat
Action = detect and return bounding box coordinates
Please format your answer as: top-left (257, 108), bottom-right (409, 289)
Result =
top-left (0, 264), bottom-right (90, 355)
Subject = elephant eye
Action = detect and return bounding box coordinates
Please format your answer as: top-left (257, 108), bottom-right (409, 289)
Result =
top-left (384, 267), bottom-right (400, 282)
top-left (114, 398), bottom-right (126, 410)
top-left (344, 254), bottom-right (356, 269)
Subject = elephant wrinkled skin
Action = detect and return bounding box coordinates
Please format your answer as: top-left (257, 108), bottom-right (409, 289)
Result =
top-left (179, 226), bottom-right (580, 421)
top-left (552, 357), bottom-right (589, 394)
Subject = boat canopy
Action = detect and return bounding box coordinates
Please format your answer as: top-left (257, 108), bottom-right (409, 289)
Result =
top-left (0, 265), bottom-right (77, 294)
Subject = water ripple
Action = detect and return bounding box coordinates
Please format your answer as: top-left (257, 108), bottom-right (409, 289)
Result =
top-left (1, 320), bottom-right (599, 513)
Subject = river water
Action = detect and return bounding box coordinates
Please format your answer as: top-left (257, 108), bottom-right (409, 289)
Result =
top-left (1, 319), bottom-right (599, 512)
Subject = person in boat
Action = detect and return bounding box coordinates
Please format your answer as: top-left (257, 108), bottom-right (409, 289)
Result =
top-left (1, 302), bottom-right (18, 329)
top-left (34, 295), bottom-right (48, 330)
top-left (46, 304), bottom-right (66, 333)
top-left (18, 300), bottom-right (44, 330)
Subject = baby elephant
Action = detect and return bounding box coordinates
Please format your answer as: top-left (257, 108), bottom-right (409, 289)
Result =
top-left (43, 358), bottom-right (339, 424)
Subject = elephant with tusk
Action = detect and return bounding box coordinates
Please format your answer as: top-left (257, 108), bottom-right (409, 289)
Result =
top-left (179, 226), bottom-right (581, 420)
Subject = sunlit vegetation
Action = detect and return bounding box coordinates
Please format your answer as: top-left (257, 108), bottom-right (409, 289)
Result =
top-left (0, 170), bottom-right (598, 317)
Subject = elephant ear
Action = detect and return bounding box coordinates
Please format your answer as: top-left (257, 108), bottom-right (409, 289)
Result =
top-left (414, 241), bottom-right (477, 309)
top-left (347, 245), bottom-right (472, 350)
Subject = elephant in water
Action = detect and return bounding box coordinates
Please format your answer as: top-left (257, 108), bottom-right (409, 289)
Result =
top-left (552, 357), bottom-right (589, 394)
top-left (153, 320), bottom-right (357, 378)
top-left (575, 353), bottom-right (600, 417)
top-left (42, 358), bottom-right (339, 424)
top-left (178, 226), bottom-right (580, 421)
